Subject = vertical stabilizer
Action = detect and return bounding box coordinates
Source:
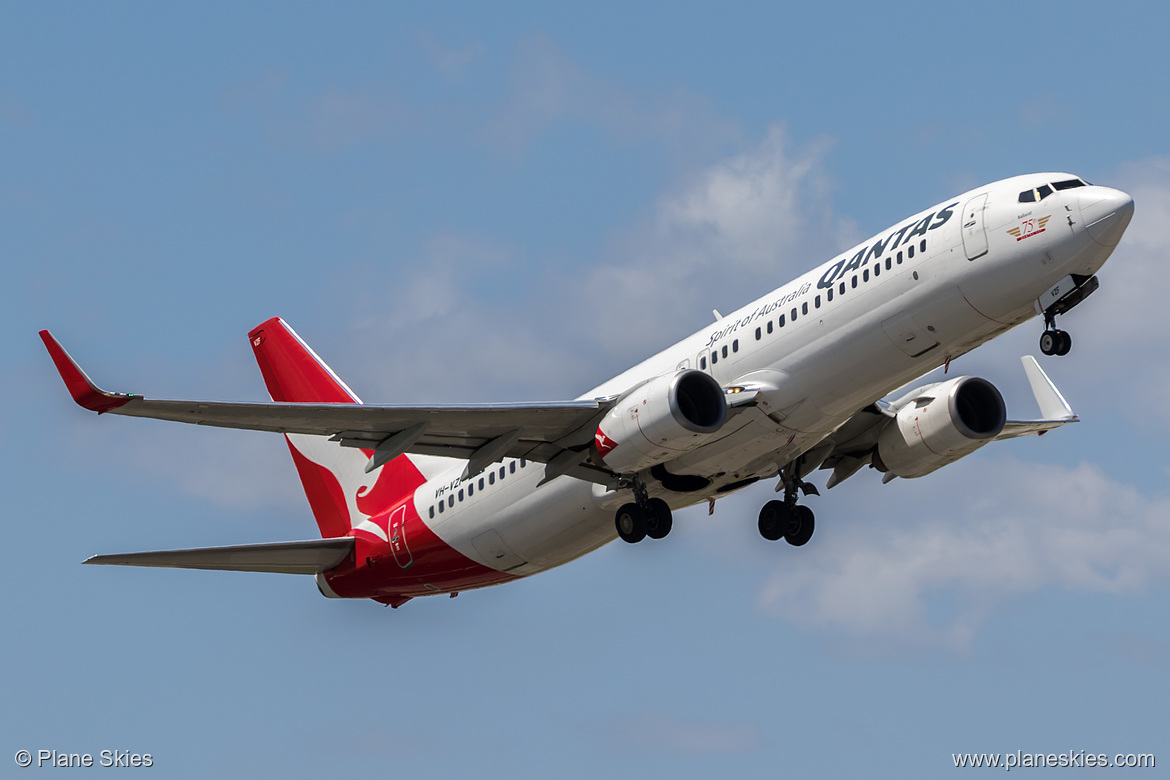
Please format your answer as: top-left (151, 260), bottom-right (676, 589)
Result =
top-left (248, 318), bottom-right (427, 538)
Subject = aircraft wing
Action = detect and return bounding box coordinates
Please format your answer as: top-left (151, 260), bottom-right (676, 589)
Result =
top-left (817, 356), bottom-right (1077, 487)
top-left (84, 537), bottom-right (354, 574)
top-left (41, 330), bottom-right (615, 481)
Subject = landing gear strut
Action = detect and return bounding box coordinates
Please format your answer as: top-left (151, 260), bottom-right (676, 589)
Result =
top-left (758, 458), bottom-right (817, 546)
top-left (615, 475), bottom-right (673, 543)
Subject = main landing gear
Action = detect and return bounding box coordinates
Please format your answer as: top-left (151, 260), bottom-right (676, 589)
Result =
top-left (758, 460), bottom-right (817, 546)
top-left (615, 476), bottom-right (673, 543)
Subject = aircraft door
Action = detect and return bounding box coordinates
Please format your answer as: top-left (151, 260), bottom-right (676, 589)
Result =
top-left (388, 505), bottom-right (414, 569)
top-left (961, 194), bottom-right (989, 260)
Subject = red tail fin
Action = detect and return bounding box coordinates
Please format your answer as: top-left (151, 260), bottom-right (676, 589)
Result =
top-left (248, 318), bottom-right (426, 539)
top-left (249, 317), bottom-right (361, 404)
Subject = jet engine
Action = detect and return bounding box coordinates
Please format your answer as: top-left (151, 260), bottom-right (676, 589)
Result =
top-left (594, 369), bottom-right (727, 474)
top-left (874, 376), bottom-right (1006, 479)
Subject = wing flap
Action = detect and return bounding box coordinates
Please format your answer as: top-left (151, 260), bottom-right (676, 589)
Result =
top-left (83, 537), bottom-right (354, 574)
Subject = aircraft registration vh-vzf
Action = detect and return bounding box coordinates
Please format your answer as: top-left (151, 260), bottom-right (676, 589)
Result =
top-left (42, 172), bottom-right (1134, 608)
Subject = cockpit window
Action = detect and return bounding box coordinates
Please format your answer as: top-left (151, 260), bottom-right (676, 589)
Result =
top-left (1019, 178), bottom-right (1088, 203)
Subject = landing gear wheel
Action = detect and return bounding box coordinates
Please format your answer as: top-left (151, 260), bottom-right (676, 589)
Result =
top-left (645, 497), bottom-right (673, 539)
top-left (1040, 330), bottom-right (1057, 356)
top-left (758, 500), bottom-right (786, 541)
top-left (785, 505), bottom-right (815, 547)
top-left (1040, 327), bottom-right (1072, 357)
top-left (1054, 329), bottom-right (1072, 356)
top-left (615, 503), bottom-right (648, 543)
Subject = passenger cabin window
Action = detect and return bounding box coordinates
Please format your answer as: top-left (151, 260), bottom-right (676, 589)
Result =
top-left (438, 501), bottom-right (444, 514)
top-left (711, 351), bottom-right (718, 364)
top-left (700, 356), bottom-right (707, 369)
top-left (429, 506), bottom-right (435, 519)
top-left (863, 269), bottom-right (869, 282)
top-left (873, 264), bottom-right (880, 278)
top-left (791, 307), bottom-right (798, 321)
top-left (448, 495), bottom-right (454, 508)
top-left (896, 251), bottom-right (903, 264)
top-left (908, 245), bottom-right (915, 258)
top-left (815, 295), bottom-right (821, 308)
top-left (838, 281), bottom-right (845, 294)
top-left (827, 288), bottom-right (834, 302)
top-left (721, 345), bottom-right (728, 359)
top-left (479, 478), bottom-right (485, 490)
top-left (779, 314), bottom-right (786, 327)
top-left (801, 302), bottom-right (808, 315)
top-left (458, 489), bottom-right (464, 501)
top-left (766, 321), bottom-right (773, 334)
top-left (755, 327), bottom-right (761, 340)
top-left (851, 275), bottom-right (858, 289)
top-left (919, 239), bottom-right (926, 253)
top-left (499, 466), bottom-right (506, 479)
top-left (732, 339), bottom-right (739, 353)
top-left (885, 258), bottom-right (892, 270)
top-left (510, 462), bottom-right (516, 474)
top-left (489, 472), bottom-right (495, 484)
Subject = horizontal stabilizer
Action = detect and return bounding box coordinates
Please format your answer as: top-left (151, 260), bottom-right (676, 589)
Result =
top-left (996, 356), bottom-right (1078, 440)
top-left (1020, 355), bottom-right (1075, 420)
top-left (84, 537), bottom-right (354, 575)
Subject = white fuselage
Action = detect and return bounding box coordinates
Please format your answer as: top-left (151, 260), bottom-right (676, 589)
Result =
top-left (411, 173), bottom-right (1129, 578)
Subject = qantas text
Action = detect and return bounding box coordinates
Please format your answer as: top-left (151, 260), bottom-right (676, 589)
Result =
top-left (703, 202), bottom-right (958, 349)
top-left (817, 202), bottom-right (957, 290)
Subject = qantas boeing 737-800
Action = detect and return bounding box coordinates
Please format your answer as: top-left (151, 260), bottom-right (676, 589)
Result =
top-left (41, 172), bottom-right (1134, 608)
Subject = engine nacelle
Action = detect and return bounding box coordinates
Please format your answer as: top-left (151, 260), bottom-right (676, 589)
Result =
top-left (875, 376), bottom-right (1006, 479)
top-left (595, 369), bottom-right (727, 474)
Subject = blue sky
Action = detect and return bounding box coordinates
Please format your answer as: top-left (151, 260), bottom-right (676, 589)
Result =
top-left (3, 2), bottom-right (1168, 776)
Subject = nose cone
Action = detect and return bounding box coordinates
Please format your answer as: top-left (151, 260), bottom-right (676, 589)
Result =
top-left (1079, 187), bottom-right (1135, 247)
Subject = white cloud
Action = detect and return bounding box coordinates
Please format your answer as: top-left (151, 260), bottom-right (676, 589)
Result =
top-left (757, 457), bottom-right (1170, 652)
top-left (336, 123), bottom-right (851, 399)
top-left (575, 124), bottom-right (856, 354)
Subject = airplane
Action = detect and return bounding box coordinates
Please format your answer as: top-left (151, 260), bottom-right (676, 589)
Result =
top-left (41, 172), bottom-right (1134, 608)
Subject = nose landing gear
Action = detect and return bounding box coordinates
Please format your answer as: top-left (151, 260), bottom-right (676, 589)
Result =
top-left (1039, 324), bottom-right (1072, 357)
top-left (1037, 274), bottom-right (1099, 357)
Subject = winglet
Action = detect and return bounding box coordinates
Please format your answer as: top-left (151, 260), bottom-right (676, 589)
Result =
top-left (38, 330), bottom-right (136, 413)
top-left (1020, 355), bottom-right (1075, 420)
